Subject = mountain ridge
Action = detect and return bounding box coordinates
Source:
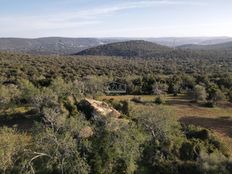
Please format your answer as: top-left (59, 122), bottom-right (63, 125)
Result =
top-left (1, 37), bottom-right (232, 55)
top-left (75, 40), bottom-right (173, 58)
top-left (179, 41), bottom-right (232, 50)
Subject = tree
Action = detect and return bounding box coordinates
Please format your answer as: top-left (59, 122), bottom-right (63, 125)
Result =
top-left (154, 96), bottom-right (165, 105)
top-left (141, 76), bottom-right (155, 95)
top-left (91, 118), bottom-right (145, 174)
top-left (168, 83), bottom-right (179, 96)
top-left (181, 75), bottom-right (196, 91)
top-left (193, 85), bottom-right (207, 103)
top-left (0, 84), bottom-right (21, 111)
top-left (23, 107), bottom-right (91, 174)
top-left (207, 84), bottom-right (225, 105)
top-left (228, 90), bottom-right (232, 103)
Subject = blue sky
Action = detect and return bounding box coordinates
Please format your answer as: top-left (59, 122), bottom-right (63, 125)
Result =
top-left (1, 0), bottom-right (232, 38)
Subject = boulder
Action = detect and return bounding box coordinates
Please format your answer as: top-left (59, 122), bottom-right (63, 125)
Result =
top-left (78, 98), bottom-right (121, 120)
top-left (79, 126), bottom-right (93, 138)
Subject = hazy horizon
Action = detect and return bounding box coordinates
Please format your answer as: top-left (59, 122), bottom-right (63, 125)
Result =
top-left (1, 0), bottom-right (232, 38)
top-left (0, 36), bottom-right (232, 39)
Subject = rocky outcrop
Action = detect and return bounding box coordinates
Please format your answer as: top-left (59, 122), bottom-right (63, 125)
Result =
top-left (78, 98), bottom-right (121, 120)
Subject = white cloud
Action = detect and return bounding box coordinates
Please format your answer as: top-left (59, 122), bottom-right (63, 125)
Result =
top-left (83, 22), bottom-right (232, 38)
top-left (0, 0), bottom-right (209, 37)
top-left (0, 0), bottom-right (206, 24)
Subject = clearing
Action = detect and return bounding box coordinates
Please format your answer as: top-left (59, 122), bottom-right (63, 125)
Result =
top-left (99, 94), bottom-right (232, 152)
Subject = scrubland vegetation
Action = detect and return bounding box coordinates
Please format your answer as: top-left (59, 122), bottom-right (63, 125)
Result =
top-left (0, 50), bottom-right (232, 174)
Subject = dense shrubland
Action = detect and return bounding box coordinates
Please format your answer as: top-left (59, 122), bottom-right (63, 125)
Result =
top-left (1, 51), bottom-right (232, 104)
top-left (0, 51), bottom-right (232, 173)
top-left (0, 76), bottom-right (231, 173)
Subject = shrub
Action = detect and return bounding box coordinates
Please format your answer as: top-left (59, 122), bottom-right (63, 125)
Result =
top-left (106, 99), bottom-right (132, 116)
top-left (91, 120), bottom-right (146, 174)
top-left (198, 152), bottom-right (232, 174)
top-left (25, 107), bottom-right (91, 174)
top-left (204, 101), bottom-right (215, 108)
top-left (228, 90), bottom-right (232, 103)
top-left (119, 100), bottom-right (131, 116)
top-left (0, 84), bottom-right (21, 110)
top-left (131, 96), bottom-right (143, 103)
top-left (0, 127), bottom-right (30, 173)
top-left (193, 85), bottom-right (207, 103)
top-left (207, 84), bottom-right (225, 104)
top-left (154, 96), bottom-right (165, 105)
top-left (186, 128), bottom-right (210, 141)
top-left (179, 141), bottom-right (198, 160)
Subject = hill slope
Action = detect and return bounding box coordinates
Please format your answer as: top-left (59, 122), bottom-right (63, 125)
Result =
top-left (179, 41), bottom-right (232, 51)
top-left (75, 40), bottom-right (174, 58)
top-left (148, 36), bottom-right (232, 47)
top-left (0, 37), bottom-right (120, 55)
top-left (1, 37), bottom-right (232, 55)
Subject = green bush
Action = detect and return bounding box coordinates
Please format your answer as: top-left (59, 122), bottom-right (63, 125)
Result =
top-left (229, 90), bottom-right (232, 103)
top-left (204, 101), bottom-right (215, 108)
top-left (0, 127), bottom-right (30, 173)
top-left (154, 96), bottom-right (165, 105)
top-left (106, 99), bottom-right (132, 116)
top-left (193, 85), bottom-right (207, 103)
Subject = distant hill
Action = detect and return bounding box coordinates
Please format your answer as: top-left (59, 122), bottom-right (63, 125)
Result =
top-left (98, 37), bottom-right (232, 47)
top-left (0, 37), bottom-right (120, 55)
top-left (179, 41), bottom-right (232, 51)
top-left (147, 37), bottom-right (232, 47)
top-left (1, 37), bottom-right (232, 55)
top-left (75, 40), bottom-right (174, 58)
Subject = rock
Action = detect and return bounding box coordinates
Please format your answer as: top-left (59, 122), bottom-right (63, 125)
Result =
top-left (79, 126), bottom-right (93, 138)
top-left (78, 98), bottom-right (121, 120)
top-left (66, 95), bottom-right (76, 106)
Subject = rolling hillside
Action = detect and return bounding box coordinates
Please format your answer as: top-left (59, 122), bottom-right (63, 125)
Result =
top-left (0, 37), bottom-right (119, 55)
top-left (179, 41), bottom-right (232, 50)
top-left (75, 40), bottom-right (174, 58)
top-left (1, 37), bottom-right (232, 55)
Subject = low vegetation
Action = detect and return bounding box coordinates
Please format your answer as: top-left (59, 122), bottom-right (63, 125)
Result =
top-left (0, 50), bottom-right (232, 173)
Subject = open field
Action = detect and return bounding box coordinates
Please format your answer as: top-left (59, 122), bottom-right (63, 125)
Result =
top-left (99, 94), bottom-right (232, 152)
top-left (3, 94), bottom-right (231, 141)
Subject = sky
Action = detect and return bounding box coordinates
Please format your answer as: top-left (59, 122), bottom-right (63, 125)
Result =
top-left (0, 0), bottom-right (232, 38)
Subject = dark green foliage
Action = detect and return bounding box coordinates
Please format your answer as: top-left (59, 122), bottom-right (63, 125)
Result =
top-left (204, 101), bottom-right (215, 108)
top-left (228, 90), bottom-right (232, 103)
top-left (193, 85), bottom-right (207, 103)
top-left (207, 84), bottom-right (225, 104)
top-left (154, 96), bottom-right (165, 105)
top-left (90, 120), bottom-right (146, 174)
top-left (186, 128), bottom-right (210, 141)
top-left (181, 75), bottom-right (196, 90)
top-left (0, 51), bottom-right (232, 98)
top-left (117, 100), bottom-right (131, 116)
top-left (136, 111), bottom-right (232, 174)
top-left (34, 78), bottom-right (52, 87)
top-left (76, 40), bottom-right (172, 58)
top-left (177, 162), bottom-right (201, 174)
top-left (77, 100), bottom-right (94, 120)
top-left (179, 141), bottom-right (198, 160)
top-left (106, 99), bottom-right (131, 116)
top-left (1, 51), bottom-right (232, 174)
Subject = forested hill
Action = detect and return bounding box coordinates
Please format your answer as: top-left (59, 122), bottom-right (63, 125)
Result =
top-left (0, 37), bottom-right (119, 55)
top-left (1, 37), bottom-right (232, 55)
top-left (75, 40), bottom-right (176, 58)
top-left (74, 40), bottom-right (224, 59)
top-left (76, 40), bottom-right (232, 60)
